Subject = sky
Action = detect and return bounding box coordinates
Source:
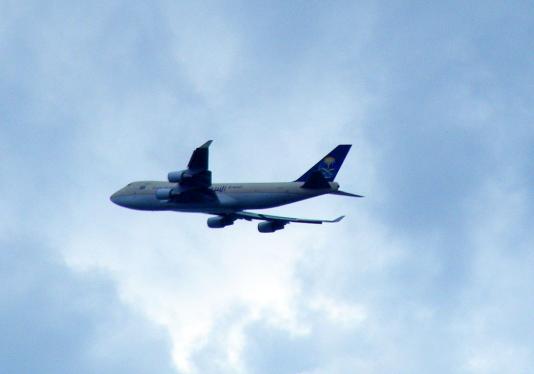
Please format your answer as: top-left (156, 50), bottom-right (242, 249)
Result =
top-left (1, 0), bottom-right (533, 373)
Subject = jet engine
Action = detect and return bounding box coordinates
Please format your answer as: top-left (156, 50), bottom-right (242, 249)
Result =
top-left (167, 170), bottom-right (192, 183)
top-left (207, 216), bottom-right (235, 228)
top-left (257, 221), bottom-right (286, 233)
top-left (155, 188), bottom-right (174, 200)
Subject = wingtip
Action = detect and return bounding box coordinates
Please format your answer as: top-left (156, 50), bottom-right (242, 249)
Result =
top-left (200, 140), bottom-right (213, 148)
top-left (333, 215), bottom-right (345, 223)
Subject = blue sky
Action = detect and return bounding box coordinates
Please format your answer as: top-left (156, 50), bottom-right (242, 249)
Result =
top-left (1, 1), bottom-right (533, 373)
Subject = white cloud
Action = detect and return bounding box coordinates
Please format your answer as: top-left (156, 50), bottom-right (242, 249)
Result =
top-left (309, 296), bottom-right (367, 326)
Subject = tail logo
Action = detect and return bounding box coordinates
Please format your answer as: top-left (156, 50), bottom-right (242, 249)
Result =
top-left (318, 156), bottom-right (336, 178)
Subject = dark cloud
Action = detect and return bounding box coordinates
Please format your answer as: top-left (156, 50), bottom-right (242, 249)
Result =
top-left (0, 237), bottom-right (176, 374)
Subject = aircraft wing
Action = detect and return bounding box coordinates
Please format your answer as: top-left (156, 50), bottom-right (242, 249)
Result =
top-left (231, 211), bottom-right (345, 224)
top-left (168, 140), bottom-right (213, 189)
top-left (188, 140), bottom-right (212, 171)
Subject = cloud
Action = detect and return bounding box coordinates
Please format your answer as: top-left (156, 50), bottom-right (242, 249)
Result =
top-left (0, 237), bottom-right (175, 374)
top-left (2, 0), bottom-right (533, 373)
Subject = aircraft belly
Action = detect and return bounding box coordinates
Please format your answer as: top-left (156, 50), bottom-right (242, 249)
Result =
top-left (115, 190), bottom-right (321, 212)
top-left (163, 191), bottom-right (306, 213)
top-left (115, 194), bottom-right (164, 211)
top-left (223, 192), bottom-right (306, 209)
top-left (216, 192), bottom-right (238, 207)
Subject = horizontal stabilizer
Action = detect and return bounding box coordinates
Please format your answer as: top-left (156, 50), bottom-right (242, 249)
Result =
top-left (330, 190), bottom-right (364, 198)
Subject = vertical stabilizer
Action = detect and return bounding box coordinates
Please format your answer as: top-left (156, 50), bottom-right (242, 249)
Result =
top-left (295, 144), bottom-right (351, 182)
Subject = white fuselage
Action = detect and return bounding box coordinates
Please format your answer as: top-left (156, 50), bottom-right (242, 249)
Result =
top-left (110, 181), bottom-right (339, 214)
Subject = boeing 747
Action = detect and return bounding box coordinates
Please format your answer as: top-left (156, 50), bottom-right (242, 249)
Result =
top-left (110, 141), bottom-right (362, 233)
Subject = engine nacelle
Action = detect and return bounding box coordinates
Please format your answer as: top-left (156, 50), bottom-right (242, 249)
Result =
top-left (167, 170), bottom-right (191, 183)
top-left (258, 221), bottom-right (286, 233)
top-left (207, 216), bottom-right (235, 229)
top-left (155, 188), bottom-right (173, 200)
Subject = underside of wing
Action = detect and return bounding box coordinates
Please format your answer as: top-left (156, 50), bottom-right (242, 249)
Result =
top-left (188, 140), bottom-right (212, 171)
top-left (232, 211), bottom-right (345, 224)
top-left (166, 140), bottom-right (213, 189)
top-left (210, 211), bottom-right (345, 233)
top-left (156, 141), bottom-right (214, 201)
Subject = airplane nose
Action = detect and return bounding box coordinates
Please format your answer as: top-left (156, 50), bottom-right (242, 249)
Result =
top-left (110, 191), bottom-right (121, 205)
top-left (110, 191), bottom-right (136, 208)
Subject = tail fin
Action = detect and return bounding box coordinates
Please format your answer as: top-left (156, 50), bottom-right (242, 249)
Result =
top-left (295, 144), bottom-right (351, 182)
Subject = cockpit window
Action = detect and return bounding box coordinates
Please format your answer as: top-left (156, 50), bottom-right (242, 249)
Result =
top-left (139, 185), bottom-right (146, 190)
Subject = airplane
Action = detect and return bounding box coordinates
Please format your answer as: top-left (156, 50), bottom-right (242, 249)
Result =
top-left (110, 141), bottom-right (362, 233)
